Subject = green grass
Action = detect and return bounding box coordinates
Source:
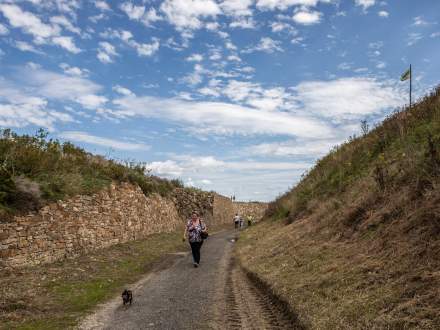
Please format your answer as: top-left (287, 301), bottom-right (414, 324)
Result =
top-left (0, 128), bottom-right (184, 217)
top-left (0, 231), bottom-right (187, 330)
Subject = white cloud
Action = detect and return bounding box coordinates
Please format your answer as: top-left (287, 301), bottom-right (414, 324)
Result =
top-left (354, 0), bottom-right (375, 10)
top-left (407, 33), bottom-right (423, 46)
top-left (0, 80), bottom-right (73, 130)
top-left (59, 131), bottom-right (150, 150)
top-left (95, 1), bottom-right (111, 11)
top-left (270, 21), bottom-right (298, 35)
top-left (376, 61), bottom-right (386, 69)
top-left (292, 77), bottom-right (402, 118)
top-left (243, 37), bottom-right (283, 53)
top-left (59, 63), bottom-right (88, 77)
top-left (113, 85), bottom-right (134, 96)
top-left (186, 53), bottom-right (204, 62)
top-left (99, 29), bottom-right (159, 58)
top-left (147, 154), bottom-right (313, 200)
top-left (131, 38), bottom-right (160, 57)
top-left (378, 10), bottom-right (389, 18)
top-left (52, 36), bottom-right (81, 53)
top-left (160, 0), bottom-right (221, 31)
top-left (0, 4), bottom-right (81, 53)
top-left (120, 2), bottom-right (145, 20)
top-left (247, 139), bottom-right (341, 157)
top-left (292, 10), bottom-right (322, 25)
top-left (0, 23), bottom-right (9, 35)
top-left (119, 2), bottom-right (162, 26)
top-left (412, 16), bottom-right (428, 26)
top-left (50, 15), bottom-right (81, 35)
top-left (0, 4), bottom-right (60, 42)
top-left (97, 41), bottom-right (118, 63)
top-left (181, 64), bottom-right (207, 85)
top-left (113, 94), bottom-right (332, 138)
top-left (227, 54), bottom-right (241, 62)
top-left (431, 32), bottom-right (440, 38)
top-left (230, 17), bottom-right (256, 29)
top-left (13, 65), bottom-right (107, 110)
top-left (220, 0), bottom-right (253, 17)
top-left (14, 40), bottom-right (42, 53)
top-left (256, 0), bottom-right (322, 11)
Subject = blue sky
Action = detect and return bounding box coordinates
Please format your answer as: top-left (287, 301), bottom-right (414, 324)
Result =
top-left (0, 0), bottom-right (439, 201)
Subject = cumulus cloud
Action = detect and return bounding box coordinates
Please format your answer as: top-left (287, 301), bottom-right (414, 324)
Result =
top-left (59, 63), bottom-right (89, 77)
top-left (378, 10), bottom-right (389, 18)
top-left (52, 36), bottom-right (81, 53)
top-left (354, 0), bottom-right (375, 10)
top-left (220, 0), bottom-right (253, 17)
top-left (97, 41), bottom-right (118, 63)
top-left (14, 40), bottom-right (42, 53)
top-left (119, 2), bottom-right (162, 26)
top-left (0, 23), bottom-right (9, 35)
top-left (99, 29), bottom-right (159, 58)
top-left (186, 53), bottom-right (204, 62)
top-left (0, 4), bottom-right (81, 53)
top-left (0, 79), bottom-right (73, 130)
top-left (243, 37), bottom-right (283, 53)
top-left (292, 10), bottom-right (322, 25)
top-left (49, 15), bottom-right (81, 35)
top-left (95, 1), bottom-right (111, 11)
top-left (113, 85), bottom-right (134, 96)
top-left (59, 131), bottom-right (150, 150)
top-left (160, 0), bottom-right (221, 31)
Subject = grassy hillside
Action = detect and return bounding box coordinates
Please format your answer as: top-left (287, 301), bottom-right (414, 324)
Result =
top-left (0, 129), bottom-right (183, 219)
top-left (237, 87), bottom-right (440, 329)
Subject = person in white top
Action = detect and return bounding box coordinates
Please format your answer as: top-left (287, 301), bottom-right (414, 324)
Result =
top-left (233, 213), bottom-right (241, 229)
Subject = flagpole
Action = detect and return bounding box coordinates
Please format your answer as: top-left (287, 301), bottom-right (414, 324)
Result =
top-left (409, 64), bottom-right (412, 110)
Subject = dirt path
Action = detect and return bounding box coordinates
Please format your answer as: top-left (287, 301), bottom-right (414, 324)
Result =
top-left (78, 230), bottom-right (301, 330)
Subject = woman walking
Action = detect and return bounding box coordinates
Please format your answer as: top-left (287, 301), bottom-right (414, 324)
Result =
top-left (183, 211), bottom-right (208, 268)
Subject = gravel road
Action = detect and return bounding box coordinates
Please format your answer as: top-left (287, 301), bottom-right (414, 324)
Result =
top-left (78, 230), bottom-right (300, 330)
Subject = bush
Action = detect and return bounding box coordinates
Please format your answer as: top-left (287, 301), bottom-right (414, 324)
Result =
top-left (0, 129), bottom-right (184, 215)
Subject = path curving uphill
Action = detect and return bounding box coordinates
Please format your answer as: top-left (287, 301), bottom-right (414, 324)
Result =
top-left (78, 230), bottom-right (301, 330)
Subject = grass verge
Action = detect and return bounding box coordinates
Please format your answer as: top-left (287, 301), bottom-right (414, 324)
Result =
top-left (0, 231), bottom-right (187, 330)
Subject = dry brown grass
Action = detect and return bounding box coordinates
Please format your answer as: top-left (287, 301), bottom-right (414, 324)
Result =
top-left (238, 187), bottom-right (440, 329)
top-left (237, 87), bottom-right (440, 329)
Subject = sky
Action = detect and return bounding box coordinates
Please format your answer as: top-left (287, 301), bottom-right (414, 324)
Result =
top-left (0, 0), bottom-right (439, 201)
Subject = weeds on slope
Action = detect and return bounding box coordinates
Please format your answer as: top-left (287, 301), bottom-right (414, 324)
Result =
top-left (267, 86), bottom-right (440, 224)
top-left (0, 129), bottom-right (183, 219)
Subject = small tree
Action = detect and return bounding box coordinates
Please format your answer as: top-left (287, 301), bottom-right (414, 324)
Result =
top-left (360, 119), bottom-right (369, 136)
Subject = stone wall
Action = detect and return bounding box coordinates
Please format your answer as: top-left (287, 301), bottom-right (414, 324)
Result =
top-left (233, 202), bottom-right (268, 222)
top-left (0, 183), bottom-right (183, 268)
top-left (213, 194), bottom-right (235, 226)
top-left (0, 182), bottom-right (266, 268)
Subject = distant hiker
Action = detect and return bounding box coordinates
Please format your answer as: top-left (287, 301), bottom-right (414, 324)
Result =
top-left (183, 211), bottom-right (208, 268)
top-left (239, 215), bottom-right (244, 229)
top-left (233, 213), bottom-right (241, 229)
top-left (247, 215), bottom-right (253, 227)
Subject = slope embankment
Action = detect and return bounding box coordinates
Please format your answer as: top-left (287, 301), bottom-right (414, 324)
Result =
top-left (236, 87), bottom-right (440, 329)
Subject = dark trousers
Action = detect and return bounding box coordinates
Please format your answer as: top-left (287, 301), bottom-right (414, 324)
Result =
top-left (190, 241), bottom-right (203, 264)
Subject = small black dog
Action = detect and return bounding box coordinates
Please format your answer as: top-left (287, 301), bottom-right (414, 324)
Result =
top-left (122, 289), bottom-right (133, 305)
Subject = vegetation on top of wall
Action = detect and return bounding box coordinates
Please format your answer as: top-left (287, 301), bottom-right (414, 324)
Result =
top-left (266, 85), bottom-right (440, 224)
top-left (0, 129), bottom-right (184, 218)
